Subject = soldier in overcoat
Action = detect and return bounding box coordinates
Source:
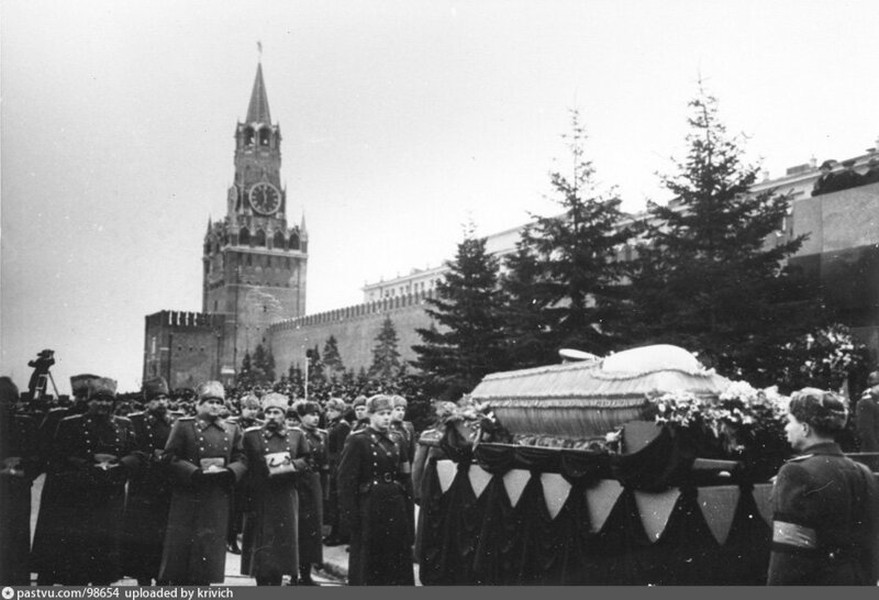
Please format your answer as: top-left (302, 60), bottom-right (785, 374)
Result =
top-left (122, 376), bottom-right (176, 585)
top-left (158, 381), bottom-right (248, 585)
top-left (767, 387), bottom-right (879, 585)
top-left (0, 377), bottom-right (40, 585)
top-left (323, 397), bottom-right (351, 546)
top-left (389, 395), bottom-right (417, 462)
top-left (293, 400), bottom-right (329, 585)
top-left (30, 373), bottom-right (96, 584)
top-left (46, 377), bottom-right (139, 585)
top-left (240, 392), bottom-right (309, 585)
top-left (226, 393), bottom-right (263, 554)
top-left (337, 394), bottom-right (415, 586)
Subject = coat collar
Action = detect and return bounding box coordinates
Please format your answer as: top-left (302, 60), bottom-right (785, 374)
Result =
top-left (263, 424), bottom-right (289, 439)
top-left (799, 441), bottom-right (843, 457)
top-left (195, 417), bottom-right (227, 431)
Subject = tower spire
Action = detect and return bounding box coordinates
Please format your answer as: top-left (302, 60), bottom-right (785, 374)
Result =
top-left (246, 60), bottom-right (271, 125)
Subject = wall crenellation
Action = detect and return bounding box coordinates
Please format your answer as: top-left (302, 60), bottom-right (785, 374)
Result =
top-left (270, 289), bottom-right (436, 332)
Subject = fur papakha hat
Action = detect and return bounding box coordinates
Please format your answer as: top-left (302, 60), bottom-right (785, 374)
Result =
top-left (196, 381), bottom-right (225, 404)
top-left (261, 392), bottom-right (289, 413)
top-left (142, 376), bottom-right (170, 401)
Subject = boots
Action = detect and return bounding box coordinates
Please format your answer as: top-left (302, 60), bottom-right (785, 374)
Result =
top-left (298, 564), bottom-right (319, 586)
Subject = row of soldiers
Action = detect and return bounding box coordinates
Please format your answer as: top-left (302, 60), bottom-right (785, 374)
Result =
top-left (0, 373), bottom-right (422, 586)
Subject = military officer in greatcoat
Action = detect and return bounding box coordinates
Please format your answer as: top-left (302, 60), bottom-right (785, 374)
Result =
top-left (226, 393), bottom-right (263, 554)
top-left (122, 376), bottom-right (177, 585)
top-left (767, 387), bottom-right (879, 585)
top-left (323, 397), bottom-right (351, 546)
top-left (0, 377), bottom-right (40, 585)
top-left (46, 377), bottom-right (139, 585)
top-left (30, 373), bottom-right (98, 584)
top-left (389, 394), bottom-right (417, 465)
top-left (337, 394), bottom-right (415, 585)
top-left (240, 392), bottom-right (310, 585)
top-left (293, 400), bottom-right (329, 585)
top-left (158, 381), bottom-right (248, 585)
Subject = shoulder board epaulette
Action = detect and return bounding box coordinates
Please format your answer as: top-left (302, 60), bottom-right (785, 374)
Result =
top-left (419, 428), bottom-right (442, 442)
top-left (350, 428), bottom-right (368, 436)
top-left (318, 428), bottom-right (328, 435)
top-left (127, 411), bottom-right (146, 418)
top-left (178, 416), bottom-right (195, 421)
top-left (48, 406), bottom-right (67, 414)
top-left (787, 453), bottom-right (814, 463)
top-left (244, 425), bottom-right (262, 433)
top-left (114, 415), bottom-right (132, 424)
top-left (60, 413), bottom-right (83, 423)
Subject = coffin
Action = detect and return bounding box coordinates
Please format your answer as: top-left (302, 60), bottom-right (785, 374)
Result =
top-left (470, 344), bottom-right (731, 440)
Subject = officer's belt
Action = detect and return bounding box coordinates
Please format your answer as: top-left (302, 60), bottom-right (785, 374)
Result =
top-left (358, 472), bottom-right (403, 494)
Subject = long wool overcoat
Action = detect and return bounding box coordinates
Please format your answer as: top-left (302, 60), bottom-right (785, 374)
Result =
top-left (121, 411), bottom-right (176, 582)
top-left (158, 416), bottom-right (247, 585)
top-left (337, 427), bottom-right (415, 586)
top-left (240, 424), bottom-right (309, 580)
top-left (295, 426), bottom-right (329, 565)
top-left (43, 412), bottom-right (139, 584)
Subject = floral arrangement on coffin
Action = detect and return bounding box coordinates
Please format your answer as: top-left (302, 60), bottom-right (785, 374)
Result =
top-left (649, 381), bottom-right (791, 477)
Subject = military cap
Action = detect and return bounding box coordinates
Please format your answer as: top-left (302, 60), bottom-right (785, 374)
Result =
top-left (789, 387), bottom-right (848, 434)
top-left (195, 380), bottom-right (225, 404)
top-left (352, 395), bottom-right (367, 408)
top-left (325, 397), bottom-right (347, 412)
top-left (240, 393), bottom-right (260, 410)
top-left (366, 394), bottom-right (393, 414)
top-left (294, 400), bottom-right (322, 417)
top-left (87, 377), bottom-right (118, 401)
top-left (261, 392), bottom-right (289, 413)
top-left (867, 371), bottom-right (879, 387)
top-left (390, 394), bottom-right (408, 408)
top-left (142, 376), bottom-right (170, 401)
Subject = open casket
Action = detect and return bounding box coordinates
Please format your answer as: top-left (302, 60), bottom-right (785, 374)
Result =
top-left (416, 345), bottom-right (777, 585)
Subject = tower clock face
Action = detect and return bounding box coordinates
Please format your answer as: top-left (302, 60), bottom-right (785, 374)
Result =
top-left (249, 183), bottom-right (281, 215)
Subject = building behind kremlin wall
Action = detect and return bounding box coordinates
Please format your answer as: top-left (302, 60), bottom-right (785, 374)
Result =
top-left (143, 62), bottom-right (879, 390)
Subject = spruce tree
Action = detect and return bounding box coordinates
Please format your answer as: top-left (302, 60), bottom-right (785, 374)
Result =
top-left (369, 316), bottom-right (404, 381)
top-left (629, 82), bottom-right (818, 381)
top-left (413, 226), bottom-right (508, 394)
top-left (504, 109), bottom-right (633, 360)
top-left (322, 335), bottom-right (345, 377)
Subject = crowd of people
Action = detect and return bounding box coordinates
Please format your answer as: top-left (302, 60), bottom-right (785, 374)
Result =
top-left (0, 372), bottom-right (443, 586)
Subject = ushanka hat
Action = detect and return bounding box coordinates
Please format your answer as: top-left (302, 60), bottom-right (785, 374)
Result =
top-left (390, 394), bottom-right (408, 408)
top-left (325, 397), bottom-right (347, 412)
top-left (365, 394), bottom-right (393, 414)
top-left (294, 400), bottom-right (322, 417)
top-left (261, 392), bottom-right (289, 413)
top-left (196, 381), bottom-right (225, 404)
top-left (789, 387), bottom-right (848, 434)
top-left (142, 376), bottom-right (170, 401)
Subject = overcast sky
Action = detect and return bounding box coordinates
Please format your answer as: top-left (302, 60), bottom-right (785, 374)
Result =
top-left (3, 0), bottom-right (878, 394)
